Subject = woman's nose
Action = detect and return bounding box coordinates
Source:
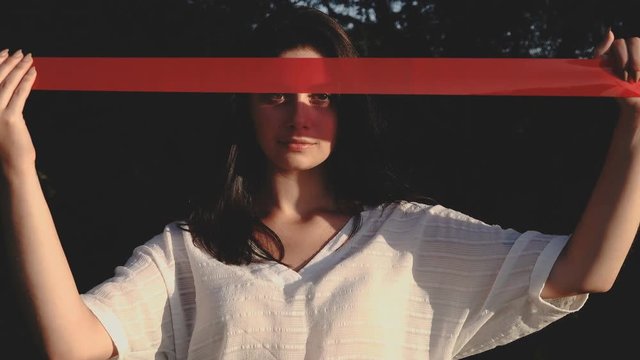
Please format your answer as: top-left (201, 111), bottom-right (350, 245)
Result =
top-left (288, 94), bottom-right (311, 129)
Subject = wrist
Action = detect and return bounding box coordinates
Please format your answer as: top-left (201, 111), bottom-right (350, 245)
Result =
top-left (619, 104), bottom-right (640, 122)
top-left (1, 163), bottom-right (38, 185)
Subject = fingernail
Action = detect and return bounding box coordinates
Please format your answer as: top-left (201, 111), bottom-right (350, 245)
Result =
top-left (22, 53), bottom-right (32, 62)
top-left (623, 70), bottom-right (629, 82)
top-left (0, 49), bottom-right (8, 57)
top-left (13, 49), bottom-right (23, 57)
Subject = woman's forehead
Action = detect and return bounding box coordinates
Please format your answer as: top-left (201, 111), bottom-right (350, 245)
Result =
top-left (279, 46), bottom-right (324, 58)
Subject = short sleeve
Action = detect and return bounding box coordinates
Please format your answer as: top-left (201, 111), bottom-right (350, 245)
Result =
top-left (81, 227), bottom-right (179, 359)
top-left (445, 223), bottom-right (588, 358)
top-left (399, 203), bottom-right (587, 358)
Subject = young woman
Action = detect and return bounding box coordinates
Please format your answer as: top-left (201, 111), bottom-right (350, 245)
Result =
top-left (2, 5), bottom-right (639, 360)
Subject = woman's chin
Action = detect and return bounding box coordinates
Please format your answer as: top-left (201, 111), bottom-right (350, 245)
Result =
top-left (271, 160), bottom-right (327, 174)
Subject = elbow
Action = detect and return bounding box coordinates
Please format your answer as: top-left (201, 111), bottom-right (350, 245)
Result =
top-left (550, 247), bottom-right (623, 295)
top-left (573, 269), bottom-right (619, 294)
top-left (545, 261), bottom-right (618, 297)
top-left (579, 277), bottom-right (616, 294)
top-left (47, 353), bottom-right (109, 360)
top-left (542, 278), bottom-right (613, 299)
top-left (46, 349), bottom-right (85, 360)
top-left (45, 344), bottom-right (113, 360)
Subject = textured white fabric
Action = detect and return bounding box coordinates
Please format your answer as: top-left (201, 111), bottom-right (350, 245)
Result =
top-left (81, 201), bottom-right (587, 359)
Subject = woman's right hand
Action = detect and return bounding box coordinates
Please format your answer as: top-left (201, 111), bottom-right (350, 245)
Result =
top-left (0, 49), bottom-right (38, 178)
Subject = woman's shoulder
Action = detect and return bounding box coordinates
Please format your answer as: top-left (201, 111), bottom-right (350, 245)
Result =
top-left (363, 200), bottom-right (496, 228)
top-left (131, 220), bottom-right (193, 261)
top-left (143, 220), bottom-right (189, 242)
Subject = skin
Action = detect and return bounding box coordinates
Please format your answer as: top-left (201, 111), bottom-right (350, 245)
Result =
top-left (250, 48), bottom-right (338, 175)
top-left (0, 30), bottom-right (639, 359)
top-left (0, 51), bottom-right (116, 359)
top-left (541, 30), bottom-right (640, 298)
top-left (250, 47), bottom-right (352, 270)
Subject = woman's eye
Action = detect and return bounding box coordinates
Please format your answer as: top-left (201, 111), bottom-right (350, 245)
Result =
top-left (259, 93), bottom-right (286, 105)
top-left (309, 93), bottom-right (331, 105)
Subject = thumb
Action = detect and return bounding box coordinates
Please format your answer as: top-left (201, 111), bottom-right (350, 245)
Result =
top-left (594, 28), bottom-right (616, 59)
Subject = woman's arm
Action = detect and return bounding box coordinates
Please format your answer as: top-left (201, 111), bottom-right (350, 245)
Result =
top-left (0, 50), bottom-right (115, 360)
top-left (543, 32), bottom-right (640, 298)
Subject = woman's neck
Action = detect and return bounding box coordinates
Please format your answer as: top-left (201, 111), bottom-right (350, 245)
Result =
top-left (257, 167), bottom-right (336, 219)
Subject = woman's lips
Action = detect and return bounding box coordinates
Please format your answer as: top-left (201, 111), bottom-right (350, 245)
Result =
top-left (279, 139), bottom-right (316, 151)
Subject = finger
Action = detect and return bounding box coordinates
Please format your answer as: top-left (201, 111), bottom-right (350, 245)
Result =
top-left (612, 38), bottom-right (629, 81)
top-left (5, 67), bottom-right (36, 116)
top-left (0, 49), bottom-right (9, 66)
top-left (594, 29), bottom-right (615, 58)
top-left (0, 53), bottom-right (33, 109)
top-left (626, 37), bottom-right (640, 82)
top-left (0, 50), bottom-right (24, 84)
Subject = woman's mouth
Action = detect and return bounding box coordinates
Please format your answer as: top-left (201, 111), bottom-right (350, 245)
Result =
top-left (279, 138), bottom-right (316, 151)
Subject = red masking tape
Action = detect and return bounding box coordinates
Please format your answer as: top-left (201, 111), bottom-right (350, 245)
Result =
top-left (32, 57), bottom-right (640, 97)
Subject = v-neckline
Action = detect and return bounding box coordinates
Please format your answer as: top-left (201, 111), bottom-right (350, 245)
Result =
top-left (260, 215), bottom-right (358, 284)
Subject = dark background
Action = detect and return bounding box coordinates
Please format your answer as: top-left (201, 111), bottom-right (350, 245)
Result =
top-left (1, 0), bottom-right (639, 358)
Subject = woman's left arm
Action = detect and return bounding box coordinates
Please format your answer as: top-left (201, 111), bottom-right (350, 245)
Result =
top-left (543, 30), bottom-right (640, 299)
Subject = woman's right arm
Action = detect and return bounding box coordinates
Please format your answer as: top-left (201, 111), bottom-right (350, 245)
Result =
top-left (0, 49), bottom-right (116, 360)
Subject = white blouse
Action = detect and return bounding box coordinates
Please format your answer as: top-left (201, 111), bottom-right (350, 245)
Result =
top-left (81, 201), bottom-right (587, 359)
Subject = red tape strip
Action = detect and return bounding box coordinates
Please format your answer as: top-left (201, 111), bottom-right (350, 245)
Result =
top-left (32, 57), bottom-right (640, 97)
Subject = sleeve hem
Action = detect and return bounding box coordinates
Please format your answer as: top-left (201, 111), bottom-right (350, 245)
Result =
top-left (455, 232), bottom-right (588, 358)
top-left (81, 294), bottom-right (131, 359)
top-left (528, 234), bottom-right (588, 313)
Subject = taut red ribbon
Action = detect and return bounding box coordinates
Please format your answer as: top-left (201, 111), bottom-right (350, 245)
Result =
top-left (32, 57), bottom-right (640, 97)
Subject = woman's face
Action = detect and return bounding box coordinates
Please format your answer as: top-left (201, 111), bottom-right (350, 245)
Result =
top-left (250, 46), bottom-right (338, 174)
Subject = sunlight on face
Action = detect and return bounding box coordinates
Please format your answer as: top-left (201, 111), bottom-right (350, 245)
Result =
top-left (250, 46), bottom-right (338, 174)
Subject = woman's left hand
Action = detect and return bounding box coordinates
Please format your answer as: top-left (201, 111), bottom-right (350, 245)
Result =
top-left (594, 29), bottom-right (640, 116)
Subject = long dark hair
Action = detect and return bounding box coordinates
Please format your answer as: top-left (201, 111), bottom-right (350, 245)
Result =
top-left (181, 6), bottom-right (428, 265)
